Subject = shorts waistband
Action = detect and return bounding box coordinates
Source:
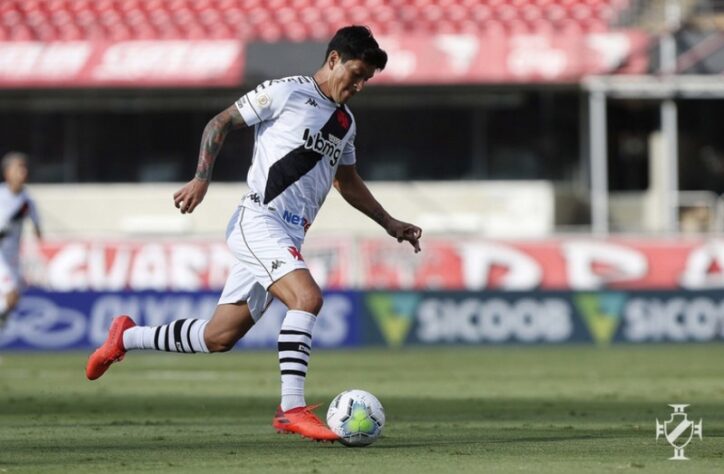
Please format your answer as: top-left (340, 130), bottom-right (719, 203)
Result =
top-left (242, 192), bottom-right (277, 211)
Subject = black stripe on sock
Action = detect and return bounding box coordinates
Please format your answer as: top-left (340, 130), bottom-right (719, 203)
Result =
top-left (164, 325), bottom-right (171, 352)
top-left (154, 327), bottom-right (161, 350)
top-left (173, 319), bottom-right (186, 353)
top-left (278, 341), bottom-right (311, 352)
top-left (186, 319), bottom-right (197, 354)
top-left (279, 357), bottom-right (309, 366)
top-left (281, 370), bottom-right (307, 377)
top-left (280, 329), bottom-right (312, 338)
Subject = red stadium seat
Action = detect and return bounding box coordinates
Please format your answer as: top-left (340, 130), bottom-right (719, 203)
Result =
top-left (1, 0), bottom-right (631, 42)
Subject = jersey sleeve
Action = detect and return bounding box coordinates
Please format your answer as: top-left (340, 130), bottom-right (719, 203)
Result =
top-left (29, 198), bottom-right (41, 231)
top-left (235, 80), bottom-right (292, 126)
top-left (340, 126), bottom-right (356, 165)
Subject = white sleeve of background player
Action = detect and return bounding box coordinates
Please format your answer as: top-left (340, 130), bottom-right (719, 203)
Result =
top-left (234, 80), bottom-right (292, 126)
top-left (340, 127), bottom-right (356, 165)
top-left (29, 198), bottom-right (41, 230)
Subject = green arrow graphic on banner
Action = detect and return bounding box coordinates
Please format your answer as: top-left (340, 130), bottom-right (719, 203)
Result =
top-left (365, 293), bottom-right (420, 347)
top-left (574, 292), bottom-right (627, 345)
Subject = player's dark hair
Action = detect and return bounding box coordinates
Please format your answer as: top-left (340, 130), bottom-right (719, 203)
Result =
top-left (325, 25), bottom-right (387, 71)
top-left (1, 151), bottom-right (27, 173)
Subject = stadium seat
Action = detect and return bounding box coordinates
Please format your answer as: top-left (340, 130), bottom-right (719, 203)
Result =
top-left (1, 0), bottom-right (632, 42)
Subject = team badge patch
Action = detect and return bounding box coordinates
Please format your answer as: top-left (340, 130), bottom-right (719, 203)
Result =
top-left (256, 93), bottom-right (271, 108)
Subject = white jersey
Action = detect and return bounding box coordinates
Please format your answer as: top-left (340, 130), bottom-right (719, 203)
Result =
top-left (235, 75), bottom-right (357, 239)
top-left (0, 184), bottom-right (40, 269)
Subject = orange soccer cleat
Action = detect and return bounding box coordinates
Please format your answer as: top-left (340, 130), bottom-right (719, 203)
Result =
top-left (85, 315), bottom-right (136, 381)
top-left (273, 404), bottom-right (340, 442)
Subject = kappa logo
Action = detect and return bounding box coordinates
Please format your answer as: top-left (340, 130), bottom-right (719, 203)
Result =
top-left (656, 404), bottom-right (703, 460)
top-left (305, 97), bottom-right (319, 108)
top-left (365, 293), bottom-right (420, 347)
top-left (271, 260), bottom-right (285, 272)
top-left (248, 193), bottom-right (261, 204)
top-left (573, 292), bottom-right (626, 345)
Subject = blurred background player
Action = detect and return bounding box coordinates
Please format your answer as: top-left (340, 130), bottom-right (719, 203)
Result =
top-left (0, 152), bottom-right (42, 329)
top-left (86, 26), bottom-right (422, 442)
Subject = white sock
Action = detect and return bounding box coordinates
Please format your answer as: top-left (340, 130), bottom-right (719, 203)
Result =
top-left (123, 319), bottom-right (209, 353)
top-left (278, 310), bottom-right (316, 411)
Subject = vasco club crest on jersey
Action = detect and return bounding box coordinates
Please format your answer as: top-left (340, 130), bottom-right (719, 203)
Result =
top-left (655, 404), bottom-right (703, 460)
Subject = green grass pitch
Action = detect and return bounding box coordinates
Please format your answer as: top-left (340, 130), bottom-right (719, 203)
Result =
top-left (1, 345), bottom-right (723, 473)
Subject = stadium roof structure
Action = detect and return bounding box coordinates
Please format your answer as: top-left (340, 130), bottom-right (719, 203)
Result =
top-left (584, 73), bottom-right (724, 98)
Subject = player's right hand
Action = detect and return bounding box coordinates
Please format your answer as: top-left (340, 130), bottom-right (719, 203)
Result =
top-left (173, 178), bottom-right (209, 214)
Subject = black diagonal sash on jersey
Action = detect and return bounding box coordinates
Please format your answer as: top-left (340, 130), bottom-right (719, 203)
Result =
top-left (263, 106), bottom-right (352, 205)
top-left (10, 200), bottom-right (29, 222)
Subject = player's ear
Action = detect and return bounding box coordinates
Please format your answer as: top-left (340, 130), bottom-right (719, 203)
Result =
top-left (328, 50), bottom-right (340, 69)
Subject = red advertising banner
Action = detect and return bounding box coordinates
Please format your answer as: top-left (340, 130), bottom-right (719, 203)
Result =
top-left (24, 237), bottom-right (724, 292)
top-left (0, 40), bottom-right (244, 87)
top-left (0, 31), bottom-right (648, 87)
top-left (25, 238), bottom-right (351, 291)
top-left (376, 31), bottom-right (649, 84)
top-left (359, 238), bottom-right (724, 290)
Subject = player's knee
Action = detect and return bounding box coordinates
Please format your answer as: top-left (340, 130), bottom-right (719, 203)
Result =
top-left (206, 336), bottom-right (236, 353)
top-left (6, 291), bottom-right (20, 310)
top-left (288, 291), bottom-right (323, 315)
top-left (204, 331), bottom-right (240, 353)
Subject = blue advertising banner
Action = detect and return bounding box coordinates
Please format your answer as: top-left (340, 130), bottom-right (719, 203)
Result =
top-left (0, 290), bottom-right (361, 350)
top-left (360, 290), bottom-right (724, 346)
top-left (2, 289), bottom-right (724, 350)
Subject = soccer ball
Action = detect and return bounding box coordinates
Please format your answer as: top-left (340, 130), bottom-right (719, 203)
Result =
top-left (326, 389), bottom-right (385, 447)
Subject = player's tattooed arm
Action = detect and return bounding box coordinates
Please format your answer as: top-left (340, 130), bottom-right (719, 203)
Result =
top-left (173, 104), bottom-right (247, 214)
top-left (334, 165), bottom-right (422, 253)
top-left (195, 104), bottom-right (247, 181)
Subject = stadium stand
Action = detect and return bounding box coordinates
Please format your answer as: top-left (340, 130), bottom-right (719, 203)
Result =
top-left (0, 0), bottom-right (633, 42)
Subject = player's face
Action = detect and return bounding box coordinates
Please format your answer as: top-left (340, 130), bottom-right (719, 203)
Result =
top-left (329, 56), bottom-right (376, 104)
top-left (4, 158), bottom-right (28, 190)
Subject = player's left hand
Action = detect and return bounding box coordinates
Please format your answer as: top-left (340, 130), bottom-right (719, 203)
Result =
top-left (386, 219), bottom-right (422, 253)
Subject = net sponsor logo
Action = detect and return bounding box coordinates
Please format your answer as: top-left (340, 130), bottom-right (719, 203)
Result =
top-left (282, 210), bottom-right (310, 231)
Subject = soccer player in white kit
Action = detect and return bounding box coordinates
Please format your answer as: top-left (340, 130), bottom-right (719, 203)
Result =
top-left (0, 152), bottom-right (42, 328)
top-left (86, 26), bottom-right (422, 442)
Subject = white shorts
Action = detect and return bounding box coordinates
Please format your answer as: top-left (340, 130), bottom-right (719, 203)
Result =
top-left (0, 252), bottom-right (19, 295)
top-left (218, 205), bottom-right (308, 321)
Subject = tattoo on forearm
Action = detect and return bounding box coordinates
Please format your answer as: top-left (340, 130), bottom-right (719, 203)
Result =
top-left (195, 112), bottom-right (233, 181)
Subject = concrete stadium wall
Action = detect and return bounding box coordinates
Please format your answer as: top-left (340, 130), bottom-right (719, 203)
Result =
top-left (28, 181), bottom-right (554, 239)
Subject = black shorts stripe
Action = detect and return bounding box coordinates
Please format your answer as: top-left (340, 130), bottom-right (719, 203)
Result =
top-left (173, 319), bottom-right (186, 353)
top-left (154, 326), bottom-right (161, 350)
top-left (186, 319), bottom-right (197, 354)
top-left (278, 341), bottom-right (311, 352)
top-left (281, 370), bottom-right (307, 377)
top-left (279, 357), bottom-right (309, 366)
top-left (279, 329), bottom-right (312, 338)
